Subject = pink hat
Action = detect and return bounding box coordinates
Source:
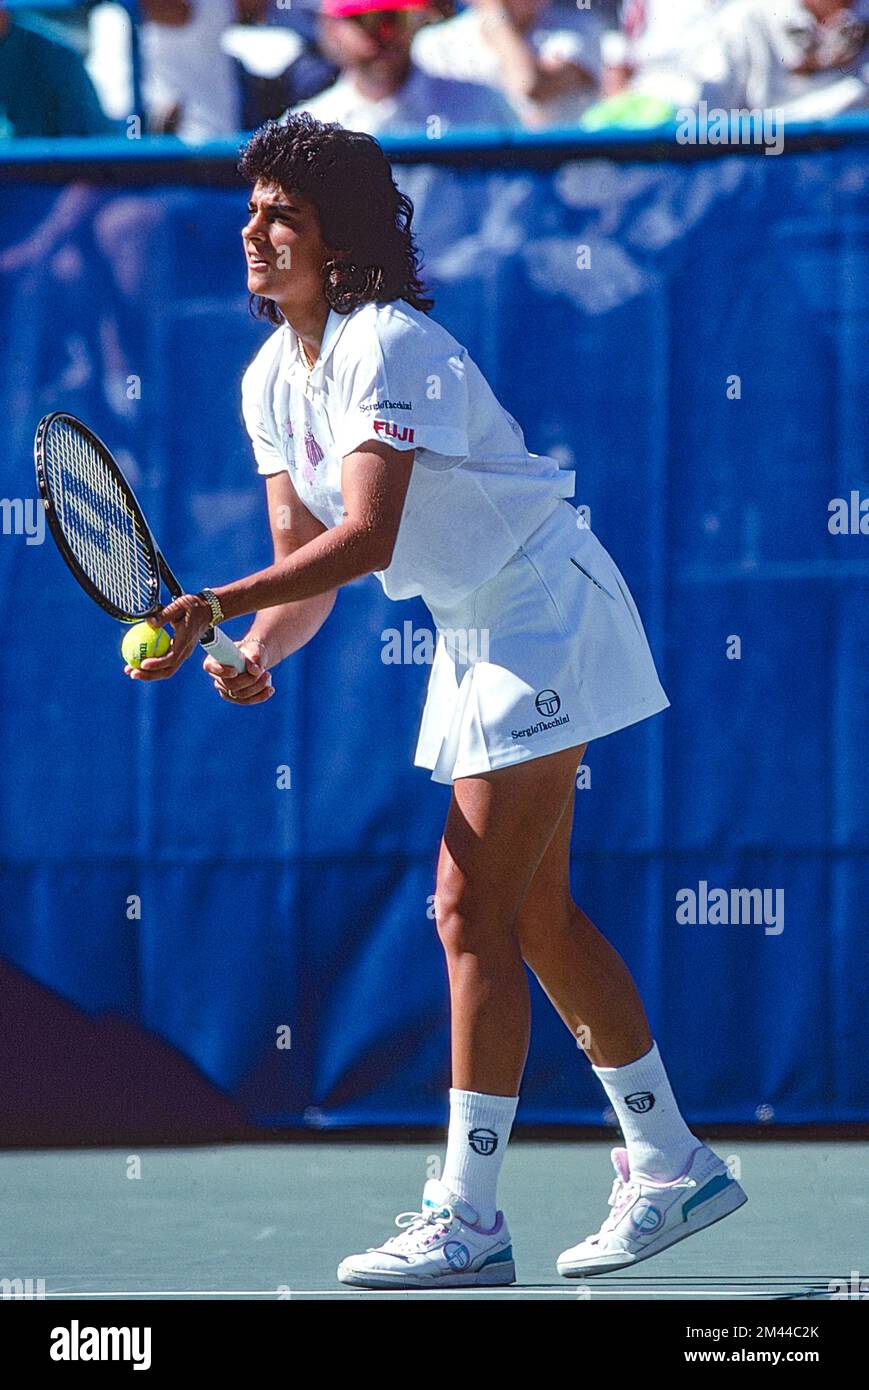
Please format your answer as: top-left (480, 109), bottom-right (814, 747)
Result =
top-left (323, 0), bottom-right (430, 15)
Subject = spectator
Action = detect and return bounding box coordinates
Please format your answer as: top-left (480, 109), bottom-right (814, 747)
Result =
top-left (601, 1), bottom-right (724, 97)
top-left (221, 2), bottom-right (340, 127)
top-left (0, 1), bottom-right (115, 136)
top-left (411, 0), bottom-right (604, 129)
top-left (140, 0), bottom-right (241, 139)
top-left (15, 2), bottom-right (102, 54)
top-left (289, 0), bottom-right (519, 134)
top-left (631, 0), bottom-right (869, 117)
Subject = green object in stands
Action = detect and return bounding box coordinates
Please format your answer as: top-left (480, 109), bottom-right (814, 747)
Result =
top-left (581, 92), bottom-right (678, 132)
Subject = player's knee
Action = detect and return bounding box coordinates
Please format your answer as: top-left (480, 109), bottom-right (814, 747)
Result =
top-left (432, 883), bottom-right (516, 955)
top-left (433, 891), bottom-right (479, 953)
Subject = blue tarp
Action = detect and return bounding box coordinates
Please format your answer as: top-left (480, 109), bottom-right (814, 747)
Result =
top-left (1, 129), bottom-right (867, 1127)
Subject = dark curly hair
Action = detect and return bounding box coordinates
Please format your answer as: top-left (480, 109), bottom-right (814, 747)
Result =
top-left (238, 114), bottom-right (434, 323)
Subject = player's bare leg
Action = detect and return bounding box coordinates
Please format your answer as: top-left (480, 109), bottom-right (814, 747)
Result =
top-left (510, 749), bottom-right (747, 1275)
top-left (339, 743), bottom-right (746, 1288)
top-left (515, 764), bottom-right (653, 1067)
top-left (434, 743), bottom-right (590, 1096)
top-left (337, 746), bottom-right (589, 1288)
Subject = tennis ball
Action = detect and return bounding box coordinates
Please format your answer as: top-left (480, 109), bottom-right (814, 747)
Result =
top-left (122, 621), bottom-right (171, 668)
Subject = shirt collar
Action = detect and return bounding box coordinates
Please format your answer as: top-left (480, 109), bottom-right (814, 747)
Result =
top-left (284, 306), bottom-right (353, 386)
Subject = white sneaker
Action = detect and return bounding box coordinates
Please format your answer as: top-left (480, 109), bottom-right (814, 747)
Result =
top-left (557, 1143), bottom-right (748, 1277)
top-left (337, 1178), bottom-right (516, 1289)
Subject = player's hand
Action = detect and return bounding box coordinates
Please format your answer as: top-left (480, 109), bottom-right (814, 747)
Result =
top-left (203, 638), bottom-right (275, 705)
top-left (125, 595), bottom-right (212, 680)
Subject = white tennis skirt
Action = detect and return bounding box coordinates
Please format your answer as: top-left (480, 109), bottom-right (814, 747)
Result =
top-left (414, 499), bottom-right (670, 784)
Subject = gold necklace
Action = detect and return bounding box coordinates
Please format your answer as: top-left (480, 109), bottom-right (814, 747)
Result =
top-left (297, 335), bottom-right (315, 376)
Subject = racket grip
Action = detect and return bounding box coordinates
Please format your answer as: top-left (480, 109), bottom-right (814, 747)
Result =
top-left (200, 625), bottom-right (247, 673)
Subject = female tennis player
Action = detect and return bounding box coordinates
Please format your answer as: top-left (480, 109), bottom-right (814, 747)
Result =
top-left (129, 114), bottom-right (747, 1288)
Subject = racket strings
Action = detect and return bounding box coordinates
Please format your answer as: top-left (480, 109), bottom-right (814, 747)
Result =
top-left (44, 422), bottom-right (157, 616)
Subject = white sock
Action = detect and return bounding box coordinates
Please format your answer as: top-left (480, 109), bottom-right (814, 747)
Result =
top-left (440, 1087), bottom-right (518, 1229)
top-left (592, 1041), bottom-right (699, 1182)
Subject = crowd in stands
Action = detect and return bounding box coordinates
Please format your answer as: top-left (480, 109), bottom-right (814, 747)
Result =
top-left (0, 0), bottom-right (868, 139)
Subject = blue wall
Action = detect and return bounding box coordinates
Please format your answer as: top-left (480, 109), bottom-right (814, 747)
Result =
top-left (1, 127), bottom-right (867, 1130)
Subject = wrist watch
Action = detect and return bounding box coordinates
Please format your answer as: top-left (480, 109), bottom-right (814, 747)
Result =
top-left (197, 588), bottom-right (225, 630)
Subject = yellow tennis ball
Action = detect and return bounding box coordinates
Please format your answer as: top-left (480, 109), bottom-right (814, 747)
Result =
top-left (121, 621), bottom-right (171, 668)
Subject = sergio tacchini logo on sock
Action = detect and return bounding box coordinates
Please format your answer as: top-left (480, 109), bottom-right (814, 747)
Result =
top-left (50, 1320), bottom-right (152, 1370)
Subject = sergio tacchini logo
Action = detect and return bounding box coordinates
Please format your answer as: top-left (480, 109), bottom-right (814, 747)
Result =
top-left (625, 1092), bottom-right (655, 1113)
top-left (468, 1127), bottom-right (498, 1155)
top-left (535, 689), bottom-right (561, 717)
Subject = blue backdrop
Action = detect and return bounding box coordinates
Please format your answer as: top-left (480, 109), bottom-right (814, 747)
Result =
top-left (1, 128), bottom-right (867, 1129)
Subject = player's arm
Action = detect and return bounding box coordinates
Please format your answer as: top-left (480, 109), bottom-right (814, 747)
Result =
top-left (211, 440), bottom-right (414, 623)
top-left (238, 470), bottom-right (339, 669)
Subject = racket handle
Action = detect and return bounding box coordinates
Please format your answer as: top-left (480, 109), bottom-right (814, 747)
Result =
top-left (200, 625), bottom-right (247, 673)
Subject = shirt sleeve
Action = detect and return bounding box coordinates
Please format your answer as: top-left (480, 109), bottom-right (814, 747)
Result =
top-left (241, 357), bottom-right (286, 477)
top-left (330, 314), bottom-right (471, 470)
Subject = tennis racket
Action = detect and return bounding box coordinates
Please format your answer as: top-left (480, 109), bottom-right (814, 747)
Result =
top-left (34, 412), bottom-right (245, 672)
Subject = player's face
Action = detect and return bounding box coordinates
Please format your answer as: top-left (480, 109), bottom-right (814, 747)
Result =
top-left (242, 180), bottom-right (333, 310)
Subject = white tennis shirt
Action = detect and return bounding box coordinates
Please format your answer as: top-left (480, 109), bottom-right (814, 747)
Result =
top-left (241, 299), bottom-right (576, 607)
